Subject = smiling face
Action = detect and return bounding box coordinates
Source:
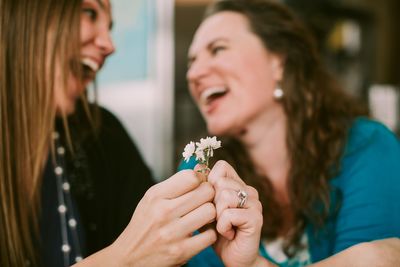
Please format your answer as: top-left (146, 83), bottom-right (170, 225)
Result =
top-left (54, 0), bottom-right (115, 115)
top-left (187, 11), bottom-right (284, 137)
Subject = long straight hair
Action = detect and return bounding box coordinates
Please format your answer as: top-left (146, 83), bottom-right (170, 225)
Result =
top-left (0, 0), bottom-right (81, 265)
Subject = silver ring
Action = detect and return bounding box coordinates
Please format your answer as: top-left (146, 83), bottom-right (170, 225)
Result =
top-left (237, 189), bottom-right (248, 208)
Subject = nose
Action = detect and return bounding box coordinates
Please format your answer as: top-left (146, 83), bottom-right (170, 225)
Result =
top-left (95, 28), bottom-right (115, 56)
top-left (186, 55), bottom-right (210, 83)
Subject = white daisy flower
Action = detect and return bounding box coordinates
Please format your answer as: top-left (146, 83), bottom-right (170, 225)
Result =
top-left (196, 136), bottom-right (221, 152)
top-left (181, 136), bottom-right (222, 171)
top-left (195, 149), bottom-right (206, 162)
top-left (182, 141), bottom-right (196, 162)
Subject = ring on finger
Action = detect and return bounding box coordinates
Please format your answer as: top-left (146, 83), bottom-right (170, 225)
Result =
top-left (236, 189), bottom-right (248, 208)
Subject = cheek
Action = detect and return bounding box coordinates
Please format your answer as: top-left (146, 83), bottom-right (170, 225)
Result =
top-left (54, 87), bottom-right (67, 113)
top-left (242, 60), bottom-right (277, 98)
top-left (188, 84), bottom-right (197, 102)
top-left (80, 19), bottom-right (91, 43)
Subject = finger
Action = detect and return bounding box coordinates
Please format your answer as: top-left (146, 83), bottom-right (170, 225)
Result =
top-left (182, 228), bottom-right (217, 260)
top-left (208, 160), bottom-right (245, 186)
top-left (213, 175), bottom-right (242, 192)
top-left (214, 185), bottom-right (259, 215)
top-left (216, 206), bottom-right (263, 241)
top-left (194, 164), bottom-right (210, 182)
top-left (198, 221), bottom-right (216, 234)
top-left (215, 189), bottom-right (253, 219)
top-left (149, 169), bottom-right (202, 199)
top-left (170, 182), bottom-right (215, 217)
top-left (176, 202), bottom-right (216, 237)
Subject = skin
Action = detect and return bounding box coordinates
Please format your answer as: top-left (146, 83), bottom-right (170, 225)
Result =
top-left (187, 11), bottom-right (285, 139)
top-left (73, 169), bottom-right (218, 267)
top-left (207, 161), bottom-right (268, 267)
top-left (68, 1), bottom-right (220, 266)
top-left (187, 11), bottom-right (291, 206)
top-left (187, 11), bottom-right (400, 267)
top-left (54, 0), bottom-right (115, 115)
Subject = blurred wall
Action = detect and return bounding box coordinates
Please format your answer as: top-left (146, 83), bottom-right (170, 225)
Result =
top-left (97, 0), bottom-right (175, 181)
top-left (173, 0), bottom-right (400, 164)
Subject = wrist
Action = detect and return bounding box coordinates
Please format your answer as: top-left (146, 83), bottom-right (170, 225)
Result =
top-left (71, 243), bottom-right (126, 267)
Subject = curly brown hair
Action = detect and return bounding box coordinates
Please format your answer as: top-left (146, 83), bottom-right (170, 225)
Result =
top-left (205, 0), bottom-right (368, 256)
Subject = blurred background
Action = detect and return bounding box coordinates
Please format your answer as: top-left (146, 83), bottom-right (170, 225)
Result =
top-left (96, 0), bottom-right (399, 180)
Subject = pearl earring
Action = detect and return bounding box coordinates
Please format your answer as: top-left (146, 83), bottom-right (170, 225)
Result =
top-left (273, 85), bottom-right (284, 100)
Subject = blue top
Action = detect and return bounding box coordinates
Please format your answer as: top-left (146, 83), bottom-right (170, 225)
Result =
top-left (180, 118), bottom-right (400, 266)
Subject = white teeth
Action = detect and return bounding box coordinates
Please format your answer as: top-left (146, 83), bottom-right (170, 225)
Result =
top-left (81, 58), bottom-right (99, 72)
top-left (200, 87), bottom-right (228, 104)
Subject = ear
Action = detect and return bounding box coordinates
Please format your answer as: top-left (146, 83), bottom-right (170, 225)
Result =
top-left (270, 53), bottom-right (285, 81)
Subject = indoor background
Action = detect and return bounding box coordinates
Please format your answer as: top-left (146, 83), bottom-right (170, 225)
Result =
top-left (96, 0), bottom-right (399, 180)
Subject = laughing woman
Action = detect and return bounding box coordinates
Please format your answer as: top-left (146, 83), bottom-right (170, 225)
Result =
top-left (184, 0), bottom-right (400, 266)
top-left (0, 0), bottom-right (218, 266)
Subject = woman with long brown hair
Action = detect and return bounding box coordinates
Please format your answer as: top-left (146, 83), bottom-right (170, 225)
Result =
top-left (184, 0), bottom-right (400, 266)
top-left (1, 0), bottom-right (220, 266)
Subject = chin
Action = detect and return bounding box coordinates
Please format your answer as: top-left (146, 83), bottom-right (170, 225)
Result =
top-left (56, 103), bottom-right (76, 116)
top-left (207, 123), bottom-right (229, 137)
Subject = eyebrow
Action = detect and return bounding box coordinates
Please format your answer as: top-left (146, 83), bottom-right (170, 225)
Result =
top-left (95, 0), bottom-right (105, 9)
top-left (94, 0), bottom-right (114, 30)
top-left (188, 37), bottom-right (229, 64)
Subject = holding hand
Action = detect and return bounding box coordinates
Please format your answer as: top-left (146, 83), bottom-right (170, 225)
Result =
top-left (207, 160), bottom-right (266, 267)
top-left (75, 170), bottom-right (217, 267)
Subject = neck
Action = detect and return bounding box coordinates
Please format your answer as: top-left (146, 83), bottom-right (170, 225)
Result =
top-left (236, 106), bottom-right (290, 203)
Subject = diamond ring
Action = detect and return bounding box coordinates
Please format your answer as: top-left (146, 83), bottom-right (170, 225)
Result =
top-left (237, 189), bottom-right (248, 208)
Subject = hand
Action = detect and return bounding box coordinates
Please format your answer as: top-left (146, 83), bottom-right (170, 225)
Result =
top-left (207, 160), bottom-right (264, 267)
top-left (75, 170), bottom-right (217, 267)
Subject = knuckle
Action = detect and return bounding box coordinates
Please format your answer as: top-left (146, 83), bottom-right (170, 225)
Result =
top-left (144, 184), bottom-right (161, 202)
top-left (179, 169), bottom-right (201, 186)
top-left (144, 185), bottom-right (158, 202)
top-left (216, 218), bottom-right (228, 234)
top-left (218, 189), bottom-right (232, 203)
top-left (159, 201), bottom-right (178, 222)
top-left (213, 176), bottom-right (228, 191)
top-left (255, 200), bottom-right (263, 212)
top-left (201, 182), bottom-right (215, 200)
top-left (215, 160), bottom-right (229, 169)
top-left (158, 227), bottom-right (174, 243)
top-left (203, 202), bottom-right (217, 220)
top-left (255, 210), bottom-right (263, 226)
top-left (189, 170), bottom-right (203, 187)
top-left (167, 244), bottom-right (184, 262)
top-left (246, 185), bottom-right (259, 199)
top-left (158, 201), bottom-right (173, 218)
top-left (210, 229), bottom-right (218, 243)
top-left (148, 200), bottom-right (170, 225)
top-left (179, 169), bottom-right (192, 176)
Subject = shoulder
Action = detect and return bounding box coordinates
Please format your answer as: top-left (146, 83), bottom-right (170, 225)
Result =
top-left (92, 105), bottom-right (133, 144)
top-left (96, 105), bottom-right (126, 132)
top-left (333, 117), bottom-right (400, 186)
top-left (333, 117), bottom-right (400, 209)
top-left (344, 117), bottom-right (399, 155)
top-left (330, 117), bottom-right (400, 208)
top-left (339, 117), bottom-right (400, 173)
top-left (82, 104), bottom-right (145, 163)
top-left (326, 118), bottom-right (400, 252)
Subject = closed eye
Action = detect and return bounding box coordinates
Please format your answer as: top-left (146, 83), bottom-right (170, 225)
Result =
top-left (210, 45), bottom-right (226, 56)
top-left (83, 8), bottom-right (98, 21)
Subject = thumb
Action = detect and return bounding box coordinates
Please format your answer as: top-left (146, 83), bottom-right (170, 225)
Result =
top-left (194, 163), bottom-right (210, 182)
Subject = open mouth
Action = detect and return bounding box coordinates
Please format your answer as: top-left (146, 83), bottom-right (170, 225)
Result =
top-left (81, 57), bottom-right (99, 81)
top-left (200, 86), bottom-right (228, 105)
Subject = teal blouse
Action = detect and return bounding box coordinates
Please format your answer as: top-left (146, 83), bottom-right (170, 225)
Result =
top-left (179, 118), bottom-right (400, 266)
